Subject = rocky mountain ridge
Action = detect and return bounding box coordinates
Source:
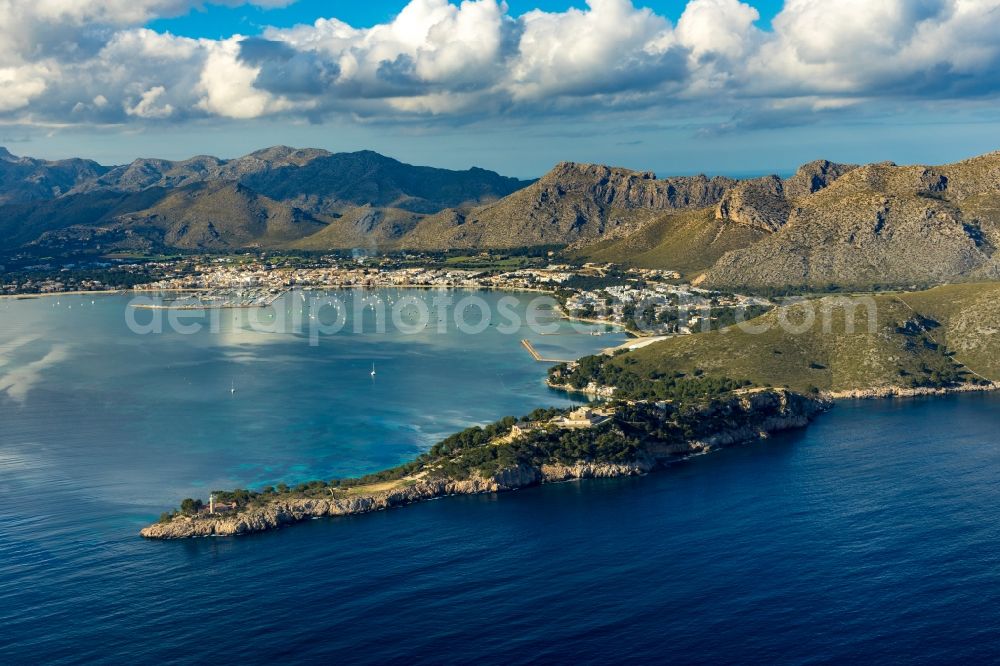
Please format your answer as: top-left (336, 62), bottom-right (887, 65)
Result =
top-left (0, 146), bottom-right (532, 253)
top-left (700, 152), bottom-right (1000, 288)
top-left (74, 145), bottom-right (332, 195)
top-left (0, 148), bottom-right (109, 205)
top-left (4, 145), bottom-right (1000, 291)
top-left (396, 161), bottom-right (740, 249)
top-left (713, 159), bottom-right (858, 232)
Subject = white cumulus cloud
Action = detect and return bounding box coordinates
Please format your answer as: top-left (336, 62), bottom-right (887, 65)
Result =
top-left (0, 0), bottom-right (997, 130)
top-left (0, 65), bottom-right (49, 112)
top-left (196, 38), bottom-right (295, 119)
top-left (126, 85), bottom-right (175, 118)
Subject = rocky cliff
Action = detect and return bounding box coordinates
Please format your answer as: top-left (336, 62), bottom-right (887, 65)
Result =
top-left (139, 463), bottom-right (649, 539)
top-left (400, 162), bottom-right (738, 249)
top-left (715, 175), bottom-right (791, 232)
top-left (701, 153), bottom-right (1000, 288)
top-left (140, 390), bottom-right (825, 539)
top-left (713, 160), bottom-right (857, 233)
top-left (824, 382), bottom-right (1000, 400)
top-left (540, 162), bottom-right (735, 210)
top-left (783, 159), bottom-right (858, 199)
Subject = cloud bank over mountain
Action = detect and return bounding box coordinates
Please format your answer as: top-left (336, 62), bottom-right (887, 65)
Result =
top-left (2, 0), bottom-right (999, 130)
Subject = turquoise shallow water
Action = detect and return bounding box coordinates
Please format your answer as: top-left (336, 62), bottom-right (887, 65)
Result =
top-left (0, 290), bottom-right (617, 512)
top-left (2, 293), bottom-right (1000, 663)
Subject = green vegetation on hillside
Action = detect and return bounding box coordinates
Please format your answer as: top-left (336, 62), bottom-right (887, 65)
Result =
top-left (900, 283), bottom-right (1000, 380)
top-left (583, 284), bottom-right (1000, 394)
top-left (576, 208), bottom-right (765, 278)
top-left (161, 383), bottom-right (813, 519)
top-left (550, 355), bottom-right (752, 400)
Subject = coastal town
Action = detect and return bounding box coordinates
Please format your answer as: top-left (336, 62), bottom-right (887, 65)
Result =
top-left (139, 256), bottom-right (772, 332)
top-left (2, 252), bottom-right (772, 335)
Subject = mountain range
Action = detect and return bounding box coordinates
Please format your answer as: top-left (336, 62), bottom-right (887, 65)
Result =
top-left (2, 145), bottom-right (999, 289)
top-left (0, 146), bottom-right (531, 254)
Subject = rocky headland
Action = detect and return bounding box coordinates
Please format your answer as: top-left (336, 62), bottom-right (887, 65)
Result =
top-left (141, 389), bottom-right (825, 539)
top-left (140, 462), bottom-right (652, 539)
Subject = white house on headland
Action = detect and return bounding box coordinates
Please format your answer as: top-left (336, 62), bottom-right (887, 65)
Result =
top-left (510, 407), bottom-right (613, 439)
top-left (551, 406), bottom-right (611, 429)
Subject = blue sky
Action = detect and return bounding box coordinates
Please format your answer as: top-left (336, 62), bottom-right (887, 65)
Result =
top-left (3, 0), bottom-right (999, 177)
top-left (149, 1), bottom-right (786, 37)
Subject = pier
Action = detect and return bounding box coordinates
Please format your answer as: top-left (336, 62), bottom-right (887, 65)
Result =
top-left (520, 339), bottom-right (573, 363)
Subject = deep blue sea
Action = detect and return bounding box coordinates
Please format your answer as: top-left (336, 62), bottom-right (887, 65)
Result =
top-left (3, 292), bottom-right (1000, 663)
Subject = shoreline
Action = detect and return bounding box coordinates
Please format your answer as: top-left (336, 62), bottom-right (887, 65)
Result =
top-left (554, 305), bottom-right (632, 337)
top-left (137, 380), bottom-right (1000, 540)
top-left (118, 280), bottom-right (999, 540)
top-left (549, 378), bottom-right (1000, 402)
top-left (141, 390), bottom-right (826, 539)
top-left (3, 283), bottom-right (629, 334)
top-left (824, 382), bottom-right (1000, 401)
top-left (137, 361), bottom-right (1000, 540)
top-left (546, 379), bottom-right (617, 399)
top-left (0, 289), bottom-right (126, 300)
top-left (40, 285), bottom-right (627, 336)
top-left (141, 461), bottom-right (655, 539)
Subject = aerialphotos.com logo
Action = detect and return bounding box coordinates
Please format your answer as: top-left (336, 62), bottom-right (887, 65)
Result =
top-left (124, 289), bottom-right (881, 345)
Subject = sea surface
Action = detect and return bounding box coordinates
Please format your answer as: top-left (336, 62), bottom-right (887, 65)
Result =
top-left (2, 292), bottom-right (1000, 663)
